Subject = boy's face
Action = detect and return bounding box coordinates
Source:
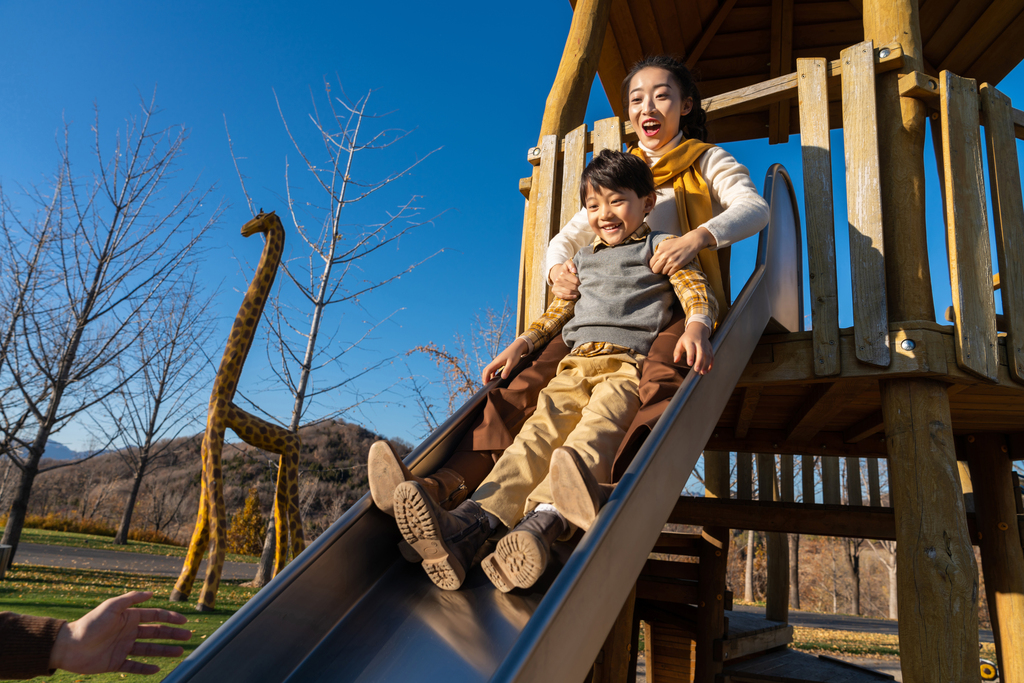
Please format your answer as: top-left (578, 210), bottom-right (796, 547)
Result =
top-left (584, 183), bottom-right (656, 246)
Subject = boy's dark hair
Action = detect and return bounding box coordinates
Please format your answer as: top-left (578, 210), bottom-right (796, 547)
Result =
top-left (580, 149), bottom-right (657, 206)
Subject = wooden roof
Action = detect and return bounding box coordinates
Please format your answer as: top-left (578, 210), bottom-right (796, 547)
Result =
top-left (578, 0), bottom-right (1024, 142)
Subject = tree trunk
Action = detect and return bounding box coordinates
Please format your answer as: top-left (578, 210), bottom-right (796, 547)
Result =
top-left (888, 558), bottom-right (898, 619)
top-left (789, 534), bottom-right (800, 610)
top-left (1, 462), bottom-right (39, 568)
top-left (114, 465), bottom-right (146, 545)
top-left (248, 519), bottom-right (276, 588)
top-left (744, 531), bottom-right (755, 602)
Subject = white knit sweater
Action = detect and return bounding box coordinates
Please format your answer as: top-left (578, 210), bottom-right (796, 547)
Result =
top-left (544, 133), bottom-right (771, 282)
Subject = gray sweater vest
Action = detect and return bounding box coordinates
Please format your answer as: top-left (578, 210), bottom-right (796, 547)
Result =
top-left (562, 231), bottom-right (674, 356)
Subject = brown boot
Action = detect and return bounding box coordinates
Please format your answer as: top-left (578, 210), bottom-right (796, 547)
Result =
top-left (368, 441), bottom-right (468, 517)
top-left (482, 509), bottom-right (565, 592)
top-left (393, 481), bottom-right (494, 590)
top-left (550, 446), bottom-right (614, 532)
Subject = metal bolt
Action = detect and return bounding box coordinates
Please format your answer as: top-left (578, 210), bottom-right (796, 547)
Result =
top-left (999, 522), bottom-right (1009, 531)
top-left (1002, 445), bottom-right (1008, 453)
top-left (830, 340), bottom-right (835, 345)
top-left (901, 339), bottom-right (916, 351)
top-left (968, 435), bottom-right (976, 443)
top-left (819, 359), bottom-right (824, 364)
top-left (879, 47), bottom-right (891, 59)
top-left (929, 79), bottom-right (937, 90)
top-left (530, 147), bottom-right (540, 156)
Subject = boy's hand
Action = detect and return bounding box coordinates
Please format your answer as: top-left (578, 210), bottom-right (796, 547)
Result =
top-left (650, 228), bottom-right (716, 276)
top-left (482, 338), bottom-right (530, 384)
top-left (549, 260), bottom-right (581, 300)
top-left (674, 322), bottom-right (714, 375)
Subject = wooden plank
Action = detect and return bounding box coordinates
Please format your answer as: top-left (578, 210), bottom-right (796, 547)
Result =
top-left (757, 453), bottom-right (775, 502)
top-left (593, 585), bottom-right (636, 683)
top-left (841, 40), bottom-right (890, 368)
top-left (707, 429), bottom-right (889, 459)
top-left (780, 454), bottom-right (795, 502)
top-left (802, 455), bottom-right (816, 504)
top-left (734, 386), bottom-right (762, 438)
top-left (592, 116), bottom-right (623, 156)
top-left (643, 558), bottom-right (701, 582)
top-left (822, 456), bottom-right (841, 505)
top-left (867, 458), bottom-right (882, 507)
top-left (526, 135), bottom-right (559, 325)
top-left (649, 0), bottom-right (687, 57)
top-left (785, 380), bottom-right (871, 442)
top-left (925, 0), bottom-right (991, 64)
top-left (653, 532), bottom-right (703, 556)
top-left (845, 457), bottom-right (863, 505)
top-left (736, 451), bottom-right (753, 501)
top-left (559, 124), bottom-right (587, 230)
top-left (685, 0), bottom-right (740, 68)
top-left (596, 11), bottom-right (629, 120)
top-left (609, 0), bottom-right (644, 71)
top-left (714, 624), bottom-right (793, 662)
top-left (798, 58), bottom-right (841, 378)
top-left (768, 0), bottom-right (794, 145)
top-left (941, 70), bottom-right (999, 382)
top-left (636, 576), bottom-right (700, 604)
top-left (897, 70), bottom-right (940, 105)
top-left (981, 83), bottom-right (1024, 385)
top-left (966, 8), bottom-right (1024, 86)
top-left (843, 410), bottom-right (885, 443)
top-left (626, 0), bottom-right (664, 55)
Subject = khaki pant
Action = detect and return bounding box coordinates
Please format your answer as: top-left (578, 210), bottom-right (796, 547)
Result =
top-left (471, 352), bottom-right (643, 530)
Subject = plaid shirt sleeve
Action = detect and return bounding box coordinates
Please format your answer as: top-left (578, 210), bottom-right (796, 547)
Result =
top-left (520, 297), bottom-right (576, 351)
top-left (669, 259), bottom-right (718, 332)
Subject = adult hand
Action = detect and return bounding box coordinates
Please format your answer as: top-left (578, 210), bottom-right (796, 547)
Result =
top-left (49, 591), bottom-right (191, 676)
top-left (549, 260), bottom-right (581, 300)
top-left (482, 338), bottom-right (530, 384)
top-left (650, 228), bottom-right (716, 276)
top-left (673, 322), bottom-right (714, 375)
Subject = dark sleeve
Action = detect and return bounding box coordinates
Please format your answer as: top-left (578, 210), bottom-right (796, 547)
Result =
top-left (0, 612), bottom-right (66, 680)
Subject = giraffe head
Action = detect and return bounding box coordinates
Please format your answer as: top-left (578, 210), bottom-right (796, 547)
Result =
top-left (241, 210), bottom-right (283, 238)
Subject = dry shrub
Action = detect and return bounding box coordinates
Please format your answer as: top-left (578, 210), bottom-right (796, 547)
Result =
top-left (227, 488), bottom-right (266, 556)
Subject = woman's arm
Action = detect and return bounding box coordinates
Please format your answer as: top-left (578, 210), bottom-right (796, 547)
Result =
top-left (698, 146), bottom-right (770, 250)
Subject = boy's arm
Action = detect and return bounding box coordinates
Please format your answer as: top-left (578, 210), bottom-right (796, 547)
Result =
top-left (669, 260), bottom-right (718, 333)
top-left (520, 297), bottom-right (577, 353)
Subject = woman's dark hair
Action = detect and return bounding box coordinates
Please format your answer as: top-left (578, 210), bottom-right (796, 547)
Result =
top-left (579, 150), bottom-right (657, 206)
top-left (620, 55), bottom-right (708, 143)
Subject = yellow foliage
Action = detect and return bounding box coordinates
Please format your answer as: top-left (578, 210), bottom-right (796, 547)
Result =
top-left (227, 488), bottom-right (265, 556)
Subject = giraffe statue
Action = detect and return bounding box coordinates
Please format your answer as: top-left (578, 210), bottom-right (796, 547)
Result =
top-left (170, 211), bottom-right (304, 611)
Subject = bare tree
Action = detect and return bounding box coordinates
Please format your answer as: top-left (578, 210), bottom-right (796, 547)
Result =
top-left (101, 274), bottom-right (217, 544)
top-left (0, 95), bottom-right (217, 566)
top-left (229, 79), bottom-right (440, 586)
top-left (839, 538), bottom-right (864, 615)
top-left (867, 539), bottom-right (898, 619)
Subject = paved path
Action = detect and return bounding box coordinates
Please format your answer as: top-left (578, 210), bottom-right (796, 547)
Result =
top-left (732, 603), bottom-right (994, 643)
top-left (14, 543), bottom-right (257, 581)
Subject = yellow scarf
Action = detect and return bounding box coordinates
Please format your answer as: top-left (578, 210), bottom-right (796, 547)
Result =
top-left (631, 139), bottom-right (730, 320)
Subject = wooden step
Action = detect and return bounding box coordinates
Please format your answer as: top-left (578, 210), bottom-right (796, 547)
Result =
top-left (715, 610), bottom-right (793, 663)
top-left (652, 531), bottom-right (703, 556)
top-left (722, 649), bottom-right (895, 682)
top-left (636, 575), bottom-right (734, 609)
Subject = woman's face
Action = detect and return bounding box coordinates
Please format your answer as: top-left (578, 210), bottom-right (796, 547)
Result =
top-left (627, 67), bottom-right (692, 151)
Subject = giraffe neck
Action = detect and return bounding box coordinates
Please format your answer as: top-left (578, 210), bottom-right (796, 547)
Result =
top-left (213, 224), bottom-right (285, 401)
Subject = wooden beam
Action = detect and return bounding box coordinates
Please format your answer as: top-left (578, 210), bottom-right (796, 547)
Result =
top-left (965, 433), bottom-right (1024, 683)
top-left (736, 451), bottom-right (753, 500)
top-left (841, 41), bottom-right (890, 368)
top-left (768, 0), bottom-right (794, 145)
top-left (867, 458), bottom-right (882, 507)
top-left (802, 455), bottom-right (816, 504)
top-left (785, 379), bottom-right (871, 442)
top-left (843, 410), bottom-right (885, 443)
top-left (798, 57), bottom-right (841, 377)
top-left (821, 456), bottom-right (841, 505)
top-left (981, 83), bottom-right (1024, 386)
top-left (965, 8), bottom-right (1024, 86)
top-left (685, 0), bottom-right (739, 68)
top-left (941, 70), bottom-right (999, 382)
top-left (845, 457), bottom-right (863, 505)
top-left (734, 386), bottom-right (762, 438)
top-left (626, 0), bottom-right (664, 55)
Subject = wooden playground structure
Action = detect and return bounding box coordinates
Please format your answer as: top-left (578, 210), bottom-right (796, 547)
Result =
top-left (520, 1), bottom-right (1024, 682)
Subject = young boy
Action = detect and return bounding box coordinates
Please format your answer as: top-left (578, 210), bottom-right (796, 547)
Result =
top-left (392, 150), bottom-right (718, 592)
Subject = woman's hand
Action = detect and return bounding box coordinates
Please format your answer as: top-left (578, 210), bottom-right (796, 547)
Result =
top-left (482, 338), bottom-right (531, 384)
top-left (673, 322), bottom-right (714, 375)
top-left (650, 228), bottom-right (717, 276)
top-left (549, 260), bottom-right (581, 300)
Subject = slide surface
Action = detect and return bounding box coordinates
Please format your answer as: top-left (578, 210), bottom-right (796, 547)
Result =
top-left (163, 165), bottom-right (802, 683)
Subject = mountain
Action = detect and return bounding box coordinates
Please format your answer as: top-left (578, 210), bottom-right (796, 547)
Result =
top-left (40, 441), bottom-right (90, 461)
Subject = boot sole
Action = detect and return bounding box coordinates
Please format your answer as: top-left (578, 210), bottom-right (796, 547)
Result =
top-left (393, 483), bottom-right (467, 590)
top-left (481, 552), bottom-right (515, 593)
top-left (493, 529), bottom-right (548, 590)
top-left (368, 442), bottom-right (406, 517)
top-left (550, 448), bottom-right (602, 532)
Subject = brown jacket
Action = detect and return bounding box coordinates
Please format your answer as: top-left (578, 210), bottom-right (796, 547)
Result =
top-left (0, 612), bottom-right (65, 680)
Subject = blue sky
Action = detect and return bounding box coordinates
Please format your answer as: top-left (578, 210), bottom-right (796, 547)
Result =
top-left (2, 1), bottom-right (1022, 448)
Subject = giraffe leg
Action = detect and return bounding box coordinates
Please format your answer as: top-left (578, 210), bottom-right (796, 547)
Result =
top-left (172, 434), bottom-right (215, 601)
top-left (197, 424), bottom-right (228, 611)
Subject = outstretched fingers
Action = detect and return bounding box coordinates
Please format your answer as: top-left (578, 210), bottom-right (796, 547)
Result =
top-left (131, 607), bottom-right (189, 628)
top-left (134, 623), bottom-right (193, 641)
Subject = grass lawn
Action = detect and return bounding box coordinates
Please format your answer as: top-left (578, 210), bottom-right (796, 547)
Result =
top-left (791, 626), bottom-right (997, 661)
top-left (0, 564), bottom-right (258, 682)
top-left (19, 528), bottom-right (258, 564)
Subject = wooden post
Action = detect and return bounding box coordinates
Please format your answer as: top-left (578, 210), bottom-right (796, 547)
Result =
top-left (758, 454), bottom-right (789, 623)
top-left (518, 0), bottom-right (612, 332)
top-left (966, 434), bottom-right (1024, 683)
top-left (801, 455), bottom-right (815, 504)
top-left (593, 586), bottom-right (637, 683)
top-left (821, 457), bottom-right (841, 505)
top-left (845, 457), bottom-right (862, 506)
top-left (736, 451), bottom-right (753, 501)
top-left (864, 2), bottom-right (980, 680)
top-left (697, 451), bottom-right (731, 683)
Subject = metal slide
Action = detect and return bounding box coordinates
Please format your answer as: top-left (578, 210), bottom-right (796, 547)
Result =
top-left (163, 164), bottom-right (802, 683)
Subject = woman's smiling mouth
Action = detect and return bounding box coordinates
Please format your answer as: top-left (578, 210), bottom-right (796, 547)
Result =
top-left (641, 118), bottom-right (661, 137)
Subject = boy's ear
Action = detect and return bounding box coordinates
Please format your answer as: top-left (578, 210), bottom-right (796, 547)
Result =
top-left (643, 192), bottom-right (657, 214)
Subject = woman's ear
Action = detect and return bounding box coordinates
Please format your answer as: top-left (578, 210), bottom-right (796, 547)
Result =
top-left (681, 96), bottom-right (694, 117)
